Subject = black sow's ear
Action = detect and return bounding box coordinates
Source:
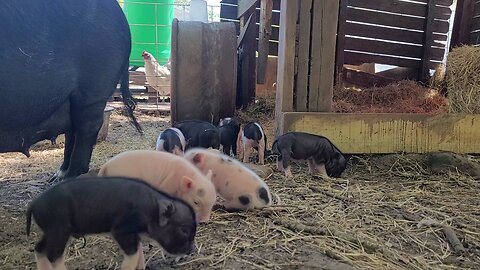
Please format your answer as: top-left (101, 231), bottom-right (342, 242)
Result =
top-left (159, 200), bottom-right (176, 226)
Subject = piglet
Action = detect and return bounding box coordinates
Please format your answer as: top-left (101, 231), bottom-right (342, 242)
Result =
top-left (26, 176), bottom-right (196, 270)
top-left (184, 148), bottom-right (272, 211)
top-left (271, 132), bottom-right (347, 178)
top-left (98, 150), bottom-right (216, 223)
top-left (173, 120), bottom-right (220, 150)
top-left (155, 127), bottom-right (186, 156)
top-left (237, 122), bottom-right (267, 165)
top-left (218, 117), bottom-right (241, 156)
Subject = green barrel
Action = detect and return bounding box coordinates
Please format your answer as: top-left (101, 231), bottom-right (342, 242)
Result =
top-left (122, 0), bottom-right (174, 67)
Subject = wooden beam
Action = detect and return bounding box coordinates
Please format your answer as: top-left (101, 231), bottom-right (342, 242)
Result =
top-left (335, 0), bottom-right (348, 84)
top-left (257, 0), bottom-right (273, 84)
top-left (237, 12), bottom-right (254, 48)
top-left (283, 113), bottom-right (480, 154)
top-left (450, 0), bottom-right (475, 49)
top-left (308, 0), bottom-right (339, 112)
top-left (419, 0), bottom-right (436, 83)
top-left (274, 0), bottom-right (298, 137)
top-left (237, 0), bottom-right (258, 18)
top-left (295, 0), bottom-right (313, 112)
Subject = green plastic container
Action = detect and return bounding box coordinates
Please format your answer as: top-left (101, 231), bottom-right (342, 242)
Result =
top-left (123, 0), bottom-right (174, 67)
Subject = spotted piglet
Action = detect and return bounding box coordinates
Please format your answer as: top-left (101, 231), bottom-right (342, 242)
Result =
top-left (156, 127), bottom-right (186, 156)
top-left (184, 148), bottom-right (272, 211)
top-left (98, 150), bottom-right (216, 223)
top-left (272, 132), bottom-right (348, 178)
top-left (237, 122), bottom-right (267, 165)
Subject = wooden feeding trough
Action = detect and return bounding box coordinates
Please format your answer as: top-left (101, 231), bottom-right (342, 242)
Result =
top-left (274, 0), bottom-right (480, 154)
top-left (170, 19), bottom-right (237, 124)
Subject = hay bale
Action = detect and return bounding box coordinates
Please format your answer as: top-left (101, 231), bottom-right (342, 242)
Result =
top-left (445, 46), bottom-right (480, 113)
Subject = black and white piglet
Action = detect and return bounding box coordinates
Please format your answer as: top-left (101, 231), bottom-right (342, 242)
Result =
top-left (26, 176), bottom-right (197, 270)
top-left (173, 120), bottom-right (220, 150)
top-left (237, 122), bottom-right (267, 165)
top-left (272, 132), bottom-right (347, 178)
top-left (218, 117), bottom-right (241, 156)
top-left (155, 127), bottom-right (186, 156)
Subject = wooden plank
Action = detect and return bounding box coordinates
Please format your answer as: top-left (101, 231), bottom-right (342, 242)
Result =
top-left (345, 22), bottom-right (448, 44)
top-left (335, 0), bottom-right (348, 84)
top-left (237, 12), bottom-right (254, 48)
top-left (238, 0), bottom-right (258, 18)
top-left (275, 0), bottom-right (297, 137)
top-left (257, 0), bottom-right (273, 84)
top-left (472, 15), bottom-right (480, 31)
top-left (414, 0), bottom-right (453, 5)
top-left (471, 31), bottom-right (480, 45)
top-left (450, 0), bottom-right (475, 48)
top-left (348, 0), bottom-right (451, 20)
top-left (308, 0), bottom-right (322, 112)
top-left (344, 51), bottom-right (428, 68)
top-left (309, 0), bottom-right (339, 112)
top-left (282, 113), bottom-right (480, 154)
top-left (295, 0), bottom-right (312, 112)
top-left (347, 7), bottom-right (450, 33)
top-left (344, 37), bottom-right (445, 61)
top-left (420, 0), bottom-right (436, 83)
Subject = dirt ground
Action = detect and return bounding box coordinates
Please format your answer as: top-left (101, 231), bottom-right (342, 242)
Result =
top-left (1, 109), bottom-right (479, 270)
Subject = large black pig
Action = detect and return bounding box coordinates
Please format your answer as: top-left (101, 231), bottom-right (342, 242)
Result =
top-left (0, 0), bottom-right (142, 182)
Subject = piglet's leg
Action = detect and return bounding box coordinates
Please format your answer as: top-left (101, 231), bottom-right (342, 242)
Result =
top-left (114, 233), bottom-right (141, 270)
top-left (276, 157), bottom-right (284, 172)
top-left (307, 159), bottom-right (317, 174)
top-left (136, 242), bottom-right (146, 270)
top-left (51, 256), bottom-right (67, 270)
top-left (35, 253), bottom-right (54, 270)
top-left (315, 163), bottom-right (328, 178)
top-left (281, 149), bottom-right (293, 178)
top-left (243, 140), bottom-right (255, 163)
top-left (236, 129), bottom-right (244, 160)
top-left (258, 138), bottom-right (266, 165)
top-left (284, 166), bottom-right (293, 178)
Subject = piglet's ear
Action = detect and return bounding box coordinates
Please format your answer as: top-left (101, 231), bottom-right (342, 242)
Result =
top-left (159, 201), bottom-right (176, 226)
top-left (192, 153), bottom-right (204, 165)
top-left (181, 176), bottom-right (194, 193)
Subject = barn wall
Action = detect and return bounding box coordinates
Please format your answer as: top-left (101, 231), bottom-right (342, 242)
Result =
top-left (336, 0), bottom-right (453, 74)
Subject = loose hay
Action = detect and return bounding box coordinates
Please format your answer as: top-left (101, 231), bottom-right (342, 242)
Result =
top-left (1, 110), bottom-right (480, 269)
top-left (444, 46), bottom-right (480, 113)
top-left (333, 80), bottom-right (448, 113)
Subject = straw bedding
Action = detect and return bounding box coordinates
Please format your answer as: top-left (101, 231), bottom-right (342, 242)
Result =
top-left (0, 104), bottom-right (479, 269)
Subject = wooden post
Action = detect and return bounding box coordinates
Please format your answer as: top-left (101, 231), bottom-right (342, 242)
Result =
top-left (295, 0), bottom-right (312, 112)
top-left (308, 0), bottom-right (339, 112)
top-left (274, 0), bottom-right (298, 137)
top-left (335, 0), bottom-right (348, 84)
top-left (257, 0), bottom-right (273, 84)
top-left (419, 0), bottom-right (436, 83)
top-left (239, 4), bottom-right (257, 108)
top-left (450, 0), bottom-right (475, 49)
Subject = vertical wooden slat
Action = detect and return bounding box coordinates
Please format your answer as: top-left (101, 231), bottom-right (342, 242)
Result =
top-left (295, 0), bottom-right (312, 112)
top-left (275, 0), bottom-right (298, 137)
top-left (239, 6), bottom-right (257, 108)
top-left (450, 0), bottom-right (475, 49)
top-left (257, 0), bottom-right (273, 84)
top-left (420, 0), bottom-right (436, 83)
top-left (309, 0), bottom-right (339, 112)
top-left (335, 0), bottom-right (348, 84)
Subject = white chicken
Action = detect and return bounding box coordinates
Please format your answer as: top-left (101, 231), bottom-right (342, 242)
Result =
top-left (142, 50), bottom-right (171, 102)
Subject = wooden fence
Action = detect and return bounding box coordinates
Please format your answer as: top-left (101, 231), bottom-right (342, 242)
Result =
top-left (220, 0), bottom-right (281, 56)
top-left (336, 0), bottom-right (453, 83)
top-left (450, 0), bottom-right (480, 48)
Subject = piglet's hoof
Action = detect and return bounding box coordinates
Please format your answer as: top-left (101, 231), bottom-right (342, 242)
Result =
top-left (48, 169), bottom-right (66, 183)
